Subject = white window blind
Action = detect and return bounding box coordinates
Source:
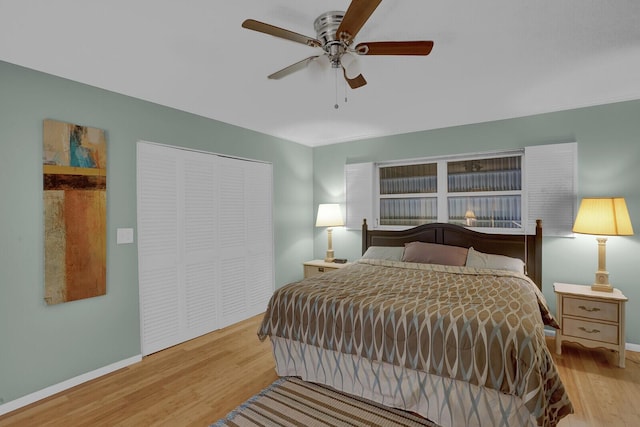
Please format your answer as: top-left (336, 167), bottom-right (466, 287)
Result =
top-left (345, 162), bottom-right (375, 229)
top-left (137, 142), bottom-right (273, 355)
top-left (524, 142), bottom-right (578, 236)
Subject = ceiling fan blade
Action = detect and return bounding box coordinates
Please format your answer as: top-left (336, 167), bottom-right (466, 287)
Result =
top-left (242, 19), bottom-right (322, 48)
top-left (337, 0), bottom-right (382, 43)
top-left (268, 56), bottom-right (321, 80)
top-left (355, 41), bottom-right (434, 56)
top-left (342, 66), bottom-right (367, 89)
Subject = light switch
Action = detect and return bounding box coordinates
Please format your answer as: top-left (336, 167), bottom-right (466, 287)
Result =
top-left (117, 228), bottom-right (134, 244)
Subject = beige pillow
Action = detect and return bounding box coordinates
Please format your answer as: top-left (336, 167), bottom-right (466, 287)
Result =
top-left (402, 241), bottom-right (468, 266)
top-left (465, 247), bottom-right (525, 273)
top-left (361, 246), bottom-right (405, 261)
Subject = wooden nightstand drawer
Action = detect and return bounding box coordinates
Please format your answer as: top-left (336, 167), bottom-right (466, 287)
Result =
top-left (304, 265), bottom-right (335, 278)
top-left (563, 318), bottom-right (619, 345)
top-left (563, 297), bottom-right (618, 322)
top-left (303, 260), bottom-right (350, 278)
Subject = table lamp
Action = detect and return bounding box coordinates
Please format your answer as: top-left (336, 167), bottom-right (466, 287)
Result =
top-left (316, 204), bottom-right (344, 262)
top-left (464, 209), bottom-right (476, 226)
top-left (572, 197), bottom-right (634, 292)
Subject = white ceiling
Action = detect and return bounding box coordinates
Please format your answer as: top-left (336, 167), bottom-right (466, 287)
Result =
top-left (2, 1), bottom-right (640, 147)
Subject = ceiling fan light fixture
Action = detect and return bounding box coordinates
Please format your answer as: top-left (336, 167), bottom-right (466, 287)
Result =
top-left (340, 52), bottom-right (361, 78)
top-left (241, 0), bottom-right (434, 90)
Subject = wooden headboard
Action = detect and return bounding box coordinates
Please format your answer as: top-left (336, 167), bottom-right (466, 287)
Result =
top-left (362, 219), bottom-right (543, 289)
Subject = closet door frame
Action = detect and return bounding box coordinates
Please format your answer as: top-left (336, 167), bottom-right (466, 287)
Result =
top-left (136, 141), bottom-right (273, 356)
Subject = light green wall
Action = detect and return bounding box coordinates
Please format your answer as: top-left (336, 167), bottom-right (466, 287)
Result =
top-left (2, 57), bottom-right (640, 408)
top-left (313, 100), bottom-right (640, 345)
top-left (0, 61), bottom-right (313, 404)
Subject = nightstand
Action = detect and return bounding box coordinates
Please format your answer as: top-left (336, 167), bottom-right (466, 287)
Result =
top-left (303, 260), bottom-right (350, 278)
top-left (554, 282), bottom-right (627, 368)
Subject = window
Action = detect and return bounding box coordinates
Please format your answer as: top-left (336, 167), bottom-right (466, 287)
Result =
top-left (379, 163), bottom-right (437, 226)
top-left (376, 154), bottom-right (523, 231)
top-left (446, 156), bottom-right (522, 229)
top-left (345, 142), bottom-right (577, 236)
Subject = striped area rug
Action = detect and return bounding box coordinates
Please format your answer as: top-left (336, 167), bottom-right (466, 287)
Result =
top-left (212, 377), bottom-right (439, 427)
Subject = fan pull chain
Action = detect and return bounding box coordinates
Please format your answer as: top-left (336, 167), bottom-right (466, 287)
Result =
top-left (333, 68), bottom-right (349, 109)
top-left (334, 68), bottom-right (339, 109)
top-left (344, 78), bottom-right (348, 103)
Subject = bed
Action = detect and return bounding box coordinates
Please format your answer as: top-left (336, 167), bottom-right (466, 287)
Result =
top-left (258, 220), bottom-right (573, 426)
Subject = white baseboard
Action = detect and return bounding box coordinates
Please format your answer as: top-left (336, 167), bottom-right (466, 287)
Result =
top-left (626, 342), bottom-right (640, 352)
top-left (544, 328), bottom-right (640, 352)
top-left (0, 354), bottom-right (142, 417)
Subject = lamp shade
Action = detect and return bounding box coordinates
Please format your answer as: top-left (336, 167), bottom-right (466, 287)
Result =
top-left (573, 197), bottom-right (634, 236)
top-left (315, 204), bottom-right (344, 227)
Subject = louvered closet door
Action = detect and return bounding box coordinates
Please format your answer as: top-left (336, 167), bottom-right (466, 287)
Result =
top-left (137, 142), bottom-right (273, 355)
top-left (245, 161), bottom-right (274, 318)
top-left (216, 157), bottom-right (274, 329)
top-left (182, 150), bottom-right (219, 341)
top-left (137, 143), bottom-right (183, 355)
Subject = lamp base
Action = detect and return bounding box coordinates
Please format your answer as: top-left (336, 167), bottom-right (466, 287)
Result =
top-left (324, 249), bottom-right (335, 263)
top-left (324, 227), bottom-right (336, 262)
top-left (591, 270), bottom-right (613, 292)
top-left (591, 283), bottom-right (614, 292)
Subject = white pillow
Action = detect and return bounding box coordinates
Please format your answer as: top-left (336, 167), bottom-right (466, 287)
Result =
top-left (465, 247), bottom-right (525, 274)
top-left (361, 246), bottom-right (404, 261)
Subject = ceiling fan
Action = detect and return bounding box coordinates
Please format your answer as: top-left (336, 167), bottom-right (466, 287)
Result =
top-left (242, 0), bottom-right (434, 89)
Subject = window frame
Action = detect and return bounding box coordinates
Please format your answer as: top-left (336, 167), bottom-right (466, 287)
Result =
top-left (374, 150), bottom-right (525, 234)
top-left (345, 142), bottom-right (577, 237)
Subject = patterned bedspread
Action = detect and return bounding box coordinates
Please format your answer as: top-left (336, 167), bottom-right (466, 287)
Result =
top-left (258, 259), bottom-right (573, 426)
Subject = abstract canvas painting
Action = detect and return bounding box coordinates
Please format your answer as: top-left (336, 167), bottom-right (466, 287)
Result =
top-left (43, 119), bottom-right (107, 305)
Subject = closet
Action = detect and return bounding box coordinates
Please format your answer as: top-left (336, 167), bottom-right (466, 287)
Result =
top-left (136, 142), bottom-right (273, 355)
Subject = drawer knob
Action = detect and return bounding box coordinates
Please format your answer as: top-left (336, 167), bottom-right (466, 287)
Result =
top-left (578, 326), bottom-right (601, 334)
top-left (578, 305), bottom-right (601, 313)
top-left (318, 267), bottom-right (324, 272)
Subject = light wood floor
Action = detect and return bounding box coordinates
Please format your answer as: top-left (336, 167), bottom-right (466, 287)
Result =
top-left (1, 314), bottom-right (639, 426)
